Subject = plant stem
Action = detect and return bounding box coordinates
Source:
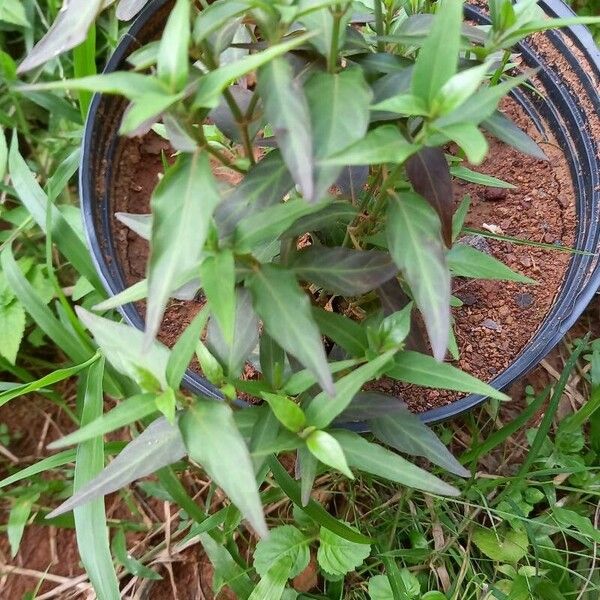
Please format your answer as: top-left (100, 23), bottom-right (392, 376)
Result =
top-left (374, 0), bottom-right (385, 52)
top-left (328, 5), bottom-right (343, 73)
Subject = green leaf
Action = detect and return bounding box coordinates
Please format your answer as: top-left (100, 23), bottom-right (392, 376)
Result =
top-left (500, 16), bottom-right (600, 48)
top-left (258, 56), bottom-right (315, 200)
top-left (447, 244), bottom-right (534, 283)
top-left (77, 307), bottom-right (170, 389)
top-left (234, 199), bottom-right (326, 252)
top-left (432, 61), bottom-right (491, 116)
top-left (482, 111), bottom-right (547, 161)
top-left (254, 525), bottom-right (310, 579)
top-left (200, 251), bottom-right (236, 346)
top-left (368, 572), bottom-right (421, 600)
top-left (386, 192), bottom-right (450, 361)
top-left (306, 430), bottom-right (353, 479)
top-left (291, 247), bottom-right (397, 296)
top-left (371, 93), bottom-right (429, 116)
top-left (261, 393), bottom-right (306, 433)
top-left (283, 358), bottom-right (361, 397)
top-left (248, 557), bottom-right (294, 600)
top-left (268, 457), bottom-right (372, 545)
top-left (324, 125), bottom-right (417, 166)
top-left (386, 351), bottom-right (509, 400)
top-left (450, 165), bottom-right (515, 189)
top-left (317, 525), bottom-right (371, 577)
top-left (166, 308), bottom-right (209, 390)
top-left (411, 0), bottom-right (463, 105)
top-left (282, 202), bottom-right (357, 239)
top-left (195, 32), bottom-right (315, 108)
top-left (17, 0), bottom-right (104, 73)
top-left (311, 307), bottom-right (368, 358)
top-left (193, 0), bottom-right (249, 44)
top-left (248, 265), bottom-right (334, 396)
top-left (332, 430), bottom-right (459, 496)
top-left (48, 416), bottom-right (186, 518)
top-left (434, 122), bottom-right (489, 165)
top-left (111, 528), bottom-right (161, 580)
top-left (552, 507), bottom-right (600, 544)
top-left (206, 288), bottom-right (259, 378)
top-left (298, 445), bottom-right (318, 506)
top-left (0, 301), bottom-right (25, 365)
top-left (72, 359), bottom-right (120, 600)
top-left (0, 127), bottom-right (7, 181)
top-left (371, 409), bottom-right (469, 477)
top-left (306, 69), bottom-right (372, 199)
top-left (368, 575), bottom-right (393, 600)
top-left (179, 399), bottom-right (267, 537)
top-left (157, 0), bottom-right (190, 91)
top-left (0, 0), bottom-right (29, 27)
top-left (120, 92), bottom-right (182, 136)
top-left (260, 334), bottom-right (287, 390)
top-left (146, 152), bottom-right (220, 344)
top-left (48, 393), bottom-right (158, 449)
top-left (8, 493), bottom-right (38, 557)
top-left (305, 349), bottom-right (396, 429)
top-left (116, 0), bottom-right (152, 20)
top-left (472, 527), bottom-right (529, 563)
top-left (8, 135), bottom-right (101, 288)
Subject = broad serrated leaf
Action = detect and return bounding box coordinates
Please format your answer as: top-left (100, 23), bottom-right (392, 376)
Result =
top-left (17, 0), bottom-right (104, 73)
top-left (332, 430), bottom-right (459, 496)
top-left (77, 307), bottom-right (170, 389)
top-left (386, 351), bottom-right (509, 400)
top-left (305, 349), bottom-right (396, 429)
top-left (448, 243), bottom-right (534, 283)
top-left (258, 56), bottom-right (315, 200)
top-left (317, 525), bottom-right (371, 577)
top-left (254, 525), bottom-right (310, 579)
top-left (291, 247), bottom-right (397, 296)
top-left (305, 69), bottom-right (372, 198)
top-left (482, 111), bottom-right (548, 160)
top-left (49, 393), bottom-right (158, 449)
top-left (324, 125), bottom-right (417, 166)
top-left (48, 415), bottom-right (186, 518)
top-left (146, 152), bottom-right (220, 344)
top-left (247, 265), bottom-right (334, 396)
top-left (306, 430), bottom-right (353, 479)
top-left (411, 0), bottom-right (463, 105)
top-left (0, 301), bottom-right (25, 365)
top-left (472, 527), bottom-right (529, 563)
top-left (386, 192), bottom-right (450, 360)
top-left (72, 360), bottom-right (120, 600)
top-left (179, 399), bottom-right (267, 537)
top-left (195, 32), bottom-right (315, 109)
top-left (370, 408), bottom-right (469, 477)
top-left (405, 147), bottom-right (454, 248)
top-left (200, 250), bottom-right (236, 346)
top-left (157, 0), bottom-right (190, 92)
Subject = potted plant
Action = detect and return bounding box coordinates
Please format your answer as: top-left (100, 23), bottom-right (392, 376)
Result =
top-left (15, 0), bottom-right (600, 588)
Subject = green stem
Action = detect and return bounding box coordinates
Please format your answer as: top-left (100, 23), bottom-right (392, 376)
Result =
top-left (374, 0), bottom-right (385, 52)
top-left (490, 49), bottom-right (511, 86)
top-left (328, 6), bottom-right (343, 73)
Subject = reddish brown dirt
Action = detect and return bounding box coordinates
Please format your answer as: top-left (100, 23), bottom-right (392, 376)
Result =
top-left (111, 97), bottom-right (576, 412)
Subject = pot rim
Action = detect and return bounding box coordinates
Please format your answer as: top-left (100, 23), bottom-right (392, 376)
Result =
top-left (80, 0), bottom-right (600, 428)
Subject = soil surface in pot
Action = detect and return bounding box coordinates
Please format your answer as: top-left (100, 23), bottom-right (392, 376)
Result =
top-left (110, 97), bottom-right (576, 412)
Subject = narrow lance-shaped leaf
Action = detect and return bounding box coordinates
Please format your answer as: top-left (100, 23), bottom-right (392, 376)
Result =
top-left (411, 0), bottom-right (463, 105)
top-left (206, 288), bottom-right (259, 378)
top-left (291, 247), bottom-right (398, 296)
top-left (332, 430), bottom-right (459, 496)
top-left (47, 416), bottom-right (187, 518)
top-left (17, 0), bottom-right (104, 73)
top-left (386, 192), bottom-right (451, 361)
top-left (72, 360), bottom-right (120, 600)
top-left (405, 147), bottom-right (454, 248)
top-left (116, 0), bottom-right (152, 21)
top-left (146, 152), bottom-right (220, 345)
top-left (306, 430), bottom-right (353, 479)
top-left (179, 399), bottom-right (267, 537)
top-left (115, 212), bottom-right (152, 240)
top-left (157, 0), bottom-right (190, 92)
top-left (386, 350), bottom-right (509, 401)
top-left (482, 111), bottom-right (548, 161)
top-left (199, 251), bottom-right (236, 346)
top-left (258, 56), bottom-right (315, 201)
top-left (370, 407), bottom-right (470, 477)
top-left (77, 307), bottom-right (170, 389)
top-left (311, 307), bottom-right (369, 358)
top-left (305, 69), bottom-right (372, 199)
top-left (247, 264), bottom-right (334, 395)
top-left (193, 0), bottom-right (249, 44)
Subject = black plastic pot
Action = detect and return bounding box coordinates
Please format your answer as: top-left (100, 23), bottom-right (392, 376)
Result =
top-left (80, 0), bottom-right (600, 426)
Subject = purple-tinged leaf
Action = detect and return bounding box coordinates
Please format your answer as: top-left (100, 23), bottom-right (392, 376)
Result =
top-left (405, 147), bottom-right (454, 248)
